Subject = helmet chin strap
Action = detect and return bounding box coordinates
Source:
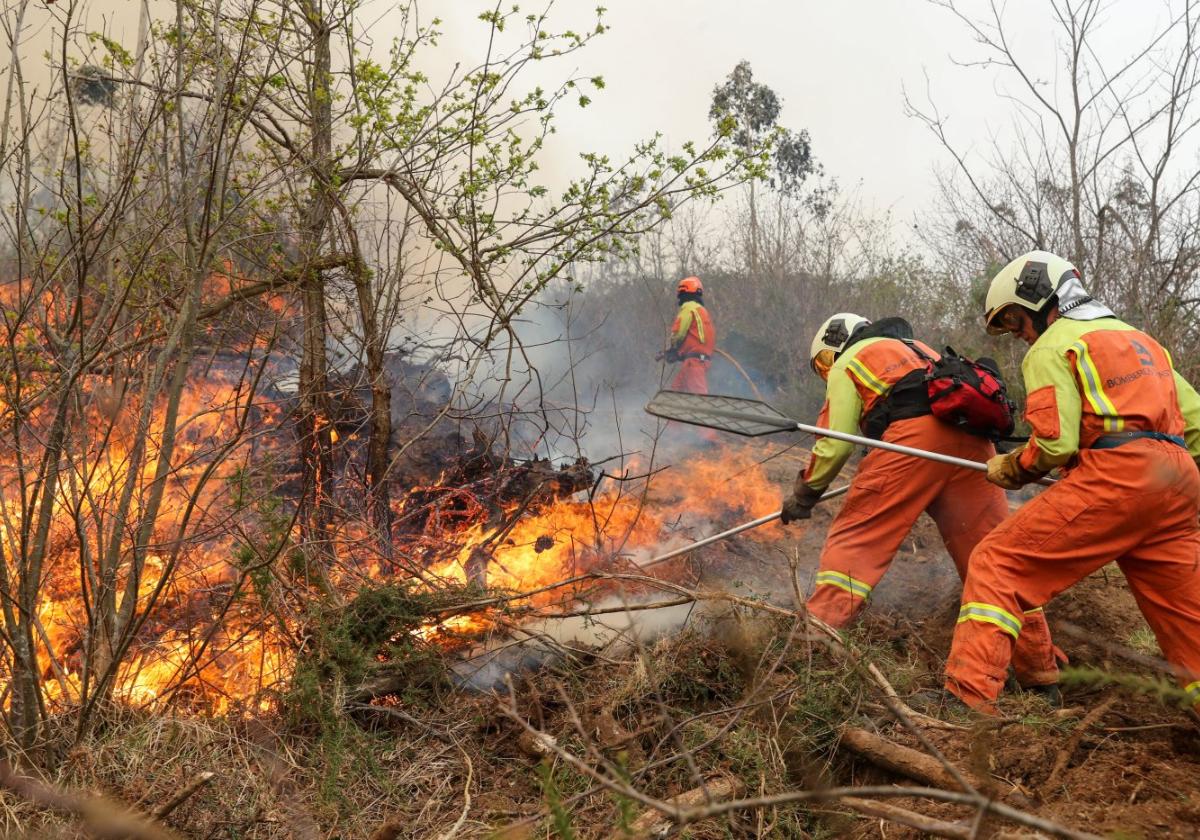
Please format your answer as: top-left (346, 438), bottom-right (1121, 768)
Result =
top-left (1031, 310), bottom-right (1050, 335)
top-left (1030, 295), bottom-right (1058, 335)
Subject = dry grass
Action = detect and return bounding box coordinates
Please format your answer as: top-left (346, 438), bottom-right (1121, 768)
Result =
top-left (0, 609), bottom-right (885, 839)
top-left (4, 592), bottom-right (1197, 839)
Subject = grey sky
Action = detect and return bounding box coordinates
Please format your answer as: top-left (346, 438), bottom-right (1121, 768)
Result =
top-left (4, 0), bottom-right (1174, 222)
top-left (421, 0), bottom-right (1166, 221)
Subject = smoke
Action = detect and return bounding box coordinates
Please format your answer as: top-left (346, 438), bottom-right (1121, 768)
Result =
top-left (449, 595), bottom-right (702, 692)
top-left (491, 269), bottom-right (786, 465)
top-left (413, 278), bottom-right (672, 464)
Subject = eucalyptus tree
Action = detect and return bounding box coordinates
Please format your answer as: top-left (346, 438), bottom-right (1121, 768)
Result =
top-left (709, 59), bottom-right (819, 278)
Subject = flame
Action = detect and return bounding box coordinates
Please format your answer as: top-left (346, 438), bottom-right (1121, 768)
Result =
top-left (4, 334), bottom-right (788, 714)
top-left (419, 446), bottom-right (782, 600)
top-left (411, 613), bottom-right (491, 642)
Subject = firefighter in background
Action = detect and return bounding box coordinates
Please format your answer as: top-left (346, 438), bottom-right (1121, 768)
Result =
top-left (942, 250), bottom-right (1200, 714)
top-left (659, 276), bottom-right (719, 445)
top-left (660, 275), bottom-right (716, 393)
top-left (781, 313), bottom-right (1062, 697)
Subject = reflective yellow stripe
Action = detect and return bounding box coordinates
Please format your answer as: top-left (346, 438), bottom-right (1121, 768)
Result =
top-left (1186, 680), bottom-right (1200, 705)
top-left (958, 602), bottom-right (1022, 639)
top-left (846, 358), bottom-right (887, 395)
top-left (1071, 340), bottom-right (1123, 432)
top-left (815, 570), bottom-right (873, 599)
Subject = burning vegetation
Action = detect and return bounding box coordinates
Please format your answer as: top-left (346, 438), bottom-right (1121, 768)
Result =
top-left (10, 337), bottom-right (786, 718)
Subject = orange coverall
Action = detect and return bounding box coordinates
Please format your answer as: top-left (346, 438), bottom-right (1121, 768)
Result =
top-left (802, 337), bottom-right (1060, 687)
top-left (945, 316), bottom-right (1200, 711)
top-left (668, 300), bottom-right (716, 394)
top-left (667, 300), bottom-right (718, 444)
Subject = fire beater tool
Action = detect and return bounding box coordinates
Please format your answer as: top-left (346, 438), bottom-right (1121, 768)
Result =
top-left (639, 483), bottom-right (849, 569)
top-left (644, 389), bottom-right (1054, 485)
top-left (635, 390), bottom-right (1054, 564)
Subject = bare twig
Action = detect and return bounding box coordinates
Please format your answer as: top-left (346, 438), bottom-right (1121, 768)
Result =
top-left (152, 770), bottom-right (216, 820)
top-left (1044, 694), bottom-right (1117, 790)
top-left (433, 750), bottom-right (473, 840)
top-left (839, 796), bottom-right (971, 839)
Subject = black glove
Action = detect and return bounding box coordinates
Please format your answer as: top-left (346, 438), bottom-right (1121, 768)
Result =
top-left (656, 347), bottom-right (680, 363)
top-left (780, 484), bottom-right (824, 525)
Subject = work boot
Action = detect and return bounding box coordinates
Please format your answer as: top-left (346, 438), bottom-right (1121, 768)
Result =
top-left (1023, 683), bottom-right (1063, 709)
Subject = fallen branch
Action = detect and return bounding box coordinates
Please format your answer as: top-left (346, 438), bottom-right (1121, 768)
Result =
top-left (1045, 695), bottom-right (1117, 790)
top-left (839, 727), bottom-right (989, 795)
top-left (152, 771), bottom-right (216, 820)
top-left (839, 795), bottom-right (971, 839)
top-left (1102, 721), bottom-right (1191, 732)
top-left (679, 785), bottom-right (1101, 840)
top-left (613, 775), bottom-right (745, 839)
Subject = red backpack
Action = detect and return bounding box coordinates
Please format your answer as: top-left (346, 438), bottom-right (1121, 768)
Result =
top-left (920, 346), bottom-right (1017, 441)
top-left (860, 339), bottom-right (1017, 442)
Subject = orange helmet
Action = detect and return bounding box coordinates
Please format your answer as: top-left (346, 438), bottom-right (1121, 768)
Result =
top-left (677, 276), bottom-right (703, 295)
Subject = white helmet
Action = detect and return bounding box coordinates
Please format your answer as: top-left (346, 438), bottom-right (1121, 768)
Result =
top-left (984, 250), bottom-right (1082, 335)
top-left (810, 312), bottom-right (870, 373)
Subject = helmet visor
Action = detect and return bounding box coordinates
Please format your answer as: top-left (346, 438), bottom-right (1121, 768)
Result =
top-left (811, 348), bottom-right (836, 380)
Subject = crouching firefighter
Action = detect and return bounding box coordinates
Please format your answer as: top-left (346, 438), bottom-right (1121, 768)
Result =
top-left (943, 250), bottom-right (1200, 714)
top-left (781, 313), bottom-right (1062, 697)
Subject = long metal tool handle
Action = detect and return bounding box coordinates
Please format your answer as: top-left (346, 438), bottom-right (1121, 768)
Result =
top-left (691, 404), bottom-right (1054, 486)
top-left (639, 484), bottom-right (851, 569)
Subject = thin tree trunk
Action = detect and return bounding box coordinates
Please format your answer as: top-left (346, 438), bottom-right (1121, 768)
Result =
top-left (358, 275), bottom-right (393, 544)
top-left (296, 0), bottom-right (338, 577)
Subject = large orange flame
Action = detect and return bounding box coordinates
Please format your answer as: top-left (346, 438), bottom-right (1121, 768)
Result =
top-left (9, 357), bottom-right (788, 715)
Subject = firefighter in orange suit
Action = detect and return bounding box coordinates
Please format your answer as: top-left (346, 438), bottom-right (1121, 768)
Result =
top-left (781, 313), bottom-right (1061, 695)
top-left (942, 250), bottom-right (1200, 713)
top-left (661, 276), bottom-right (716, 394)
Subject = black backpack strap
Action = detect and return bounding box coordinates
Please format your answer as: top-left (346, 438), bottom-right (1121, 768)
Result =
top-left (843, 317), bottom-right (916, 356)
top-left (898, 337), bottom-right (936, 365)
top-left (860, 367), bottom-right (932, 439)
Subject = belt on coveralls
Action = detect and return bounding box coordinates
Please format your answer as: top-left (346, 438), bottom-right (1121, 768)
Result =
top-left (1088, 430), bottom-right (1187, 450)
top-left (680, 353), bottom-right (711, 362)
